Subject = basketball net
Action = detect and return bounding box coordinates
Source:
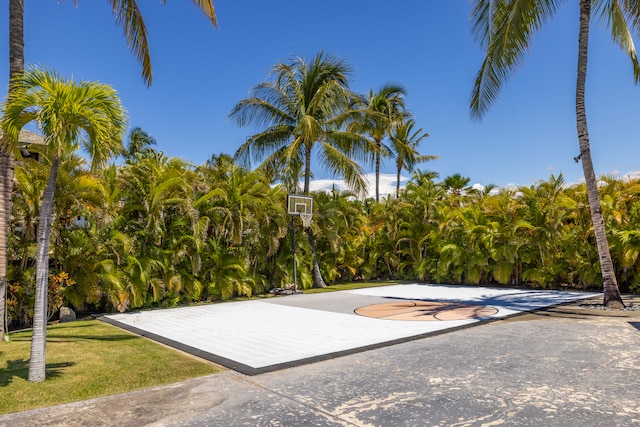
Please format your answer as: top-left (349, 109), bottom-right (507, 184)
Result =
top-left (300, 212), bottom-right (313, 228)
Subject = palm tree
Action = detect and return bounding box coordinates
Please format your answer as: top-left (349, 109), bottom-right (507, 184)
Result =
top-left (312, 188), bottom-right (368, 283)
top-left (115, 154), bottom-right (198, 308)
top-left (389, 118), bottom-right (436, 198)
top-left (0, 0), bottom-right (216, 340)
top-left (207, 164), bottom-right (275, 246)
top-left (443, 173), bottom-right (472, 198)
top-left (404, 170), bottom-right (443, 223)
top-left (469, 0), bottom-right (638, 308)
top-left (230, 51), bottom-right (369, 288)
top-left (49, 1), bottom-right (218, 87)
top-left (352, 84), bottom-right (407, 201)
top-left (1, 66), bottom-right (127, 382)
top-left (42, 153), bottom-right (115, 310)
top-left (11, 157), bottom-right (45, 267)
top-left (1, 0), bottom-right (25, 340)
top-left (123, 127), bottom-right (157, 161)
top-left (230, 51), bottom-right (368, 197)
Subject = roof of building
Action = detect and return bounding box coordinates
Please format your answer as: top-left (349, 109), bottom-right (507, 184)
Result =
top-left (18, 129), bottom-right (45, 145)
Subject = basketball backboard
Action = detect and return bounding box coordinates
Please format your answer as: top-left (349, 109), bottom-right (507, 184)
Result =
top-left (287, 194), bottom-right (313, 216)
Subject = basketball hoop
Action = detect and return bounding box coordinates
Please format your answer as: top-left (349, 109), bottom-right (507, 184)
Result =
top-left (299, 212), bottom-right (313, 228)
top-left (287, 194), bottom-right (314, 292)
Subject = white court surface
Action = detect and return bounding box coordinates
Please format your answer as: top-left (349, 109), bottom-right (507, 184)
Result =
top-left (102, 284), bottom-right (598, 375)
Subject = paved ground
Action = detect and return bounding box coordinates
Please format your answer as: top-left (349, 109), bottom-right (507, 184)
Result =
top-left (100, 284), bottom-right (596, 374)
top-left (2, 286), bottom-right (640, 426)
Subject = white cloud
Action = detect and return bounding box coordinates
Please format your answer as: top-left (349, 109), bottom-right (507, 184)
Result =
top-left (308, 179), bottom-right (350, 193)
top-left (471, 183), bottom-right (485, 192)
top-left (504, 183), bottom-right (519, 191)
top-left (622, 170), bottom-right (640, 181)
top-left (307, 169), bottom-right (640, 200)
top-left (565, 170), bottom-right (640, 187)
top-left (308, 173), bottom-right (406, 199)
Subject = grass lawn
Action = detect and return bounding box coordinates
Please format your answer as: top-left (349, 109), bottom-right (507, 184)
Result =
top-left (0, 281), bottom-right (398, 415)
top-left (224, 280), bottom-right (400, 301)
top-left (302, 280), bottom-right (402, 294)
top-left (0, 319), bottom-right (220, 415)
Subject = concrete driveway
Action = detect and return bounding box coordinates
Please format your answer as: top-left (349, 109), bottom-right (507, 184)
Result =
top-left (2, 286), bottom-right (640, 426)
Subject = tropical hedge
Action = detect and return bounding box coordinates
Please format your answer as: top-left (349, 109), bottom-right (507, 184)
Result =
top-left (7, 149), bottom-right (640, 329)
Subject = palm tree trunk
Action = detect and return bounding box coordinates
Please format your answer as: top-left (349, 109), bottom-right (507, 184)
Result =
top-left (576, 0), bottom-right (624, 308)
top-left (396, 164), bottom-right (401, 198)
top-left (0, 154), bottom-right (14, 339)
top-left (302, 143), bottom-right (326, 288)
top-left (1, 0), bottom-right (25, 339)
top-left (9, 0), bottom-right (23, 78)
top-left (306, 227), bottom-right (326, 288)
top-left (28, 155), bottom-right (60, 382)
top-left (375, 141), bottom-right (381, 201)
top-left (304, 143), bottom-right (311, 194)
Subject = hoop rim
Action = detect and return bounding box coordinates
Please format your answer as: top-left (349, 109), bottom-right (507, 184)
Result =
top-left (299, 212), bottom-right (313, 227)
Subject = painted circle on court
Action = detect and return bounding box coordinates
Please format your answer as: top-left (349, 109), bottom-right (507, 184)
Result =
top-left (354, 301), bottom-right (498, 321)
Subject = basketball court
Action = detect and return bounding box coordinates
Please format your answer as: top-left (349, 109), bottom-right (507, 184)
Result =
top-left (101, 283), bottom-right (597, 375)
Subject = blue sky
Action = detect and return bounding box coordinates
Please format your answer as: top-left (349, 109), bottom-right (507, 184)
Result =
top-left (0, 1), bottom-right (638, 195)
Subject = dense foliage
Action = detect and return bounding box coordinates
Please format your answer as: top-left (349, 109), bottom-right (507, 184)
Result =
top-left (6, 149), bottom-right (640, 328)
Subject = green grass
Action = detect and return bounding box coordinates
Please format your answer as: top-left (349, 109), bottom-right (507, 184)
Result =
top-left (302, 280), bottom-right (402, 294)
top-left (221, 280), bottom-right (400, 301)
top-left (0, 280), bottom-right (399, 414)
top-left (0, 319), bottom-right (220, 415)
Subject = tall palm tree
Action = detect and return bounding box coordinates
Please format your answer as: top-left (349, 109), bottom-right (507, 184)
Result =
top-left (230, 51), bottom-right (369, 288)
top-left (1, 66), bottom-right (127, 382)
top-left (0, 0), bottom-right (217, 340)
top-left (230, 51), bottom-right (368, 198)
top-left (469, 0), bottom-right (639, 308)
top-left (389, 118), bottom-right (436, 198)
top-left (1, 0), bottom-right (25, 340)
top-left (352, 84), bottom-right (407, 201)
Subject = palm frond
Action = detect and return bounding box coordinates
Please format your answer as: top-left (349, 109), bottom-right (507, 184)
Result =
top-left (109, 0), bottom-right (152, 86)
top-left (598, 0), bottom-right (640, 83)
top-left (470, 0), bottom-right (563, 119)
top-left (318, 143), bottom-right (368, 198)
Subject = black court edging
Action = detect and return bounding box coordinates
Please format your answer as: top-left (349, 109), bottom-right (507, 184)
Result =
top-left (99, 314), bottom-right (491, 375)
top-left (99, 315), bottom-right (263, 375)
top-left (98, 297), bottom-right (595, 376)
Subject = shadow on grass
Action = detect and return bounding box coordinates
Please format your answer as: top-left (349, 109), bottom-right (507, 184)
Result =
top-left (8, 321), bottom-right (108, 339)
top-left (49, 322), bottom-right (100, 330)
top-left (8, 333), bottom-right (138, 344)
top-left (0, 359), bottom-right (75, 386)
top-left (46, 334), bottom-right (139, 343)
